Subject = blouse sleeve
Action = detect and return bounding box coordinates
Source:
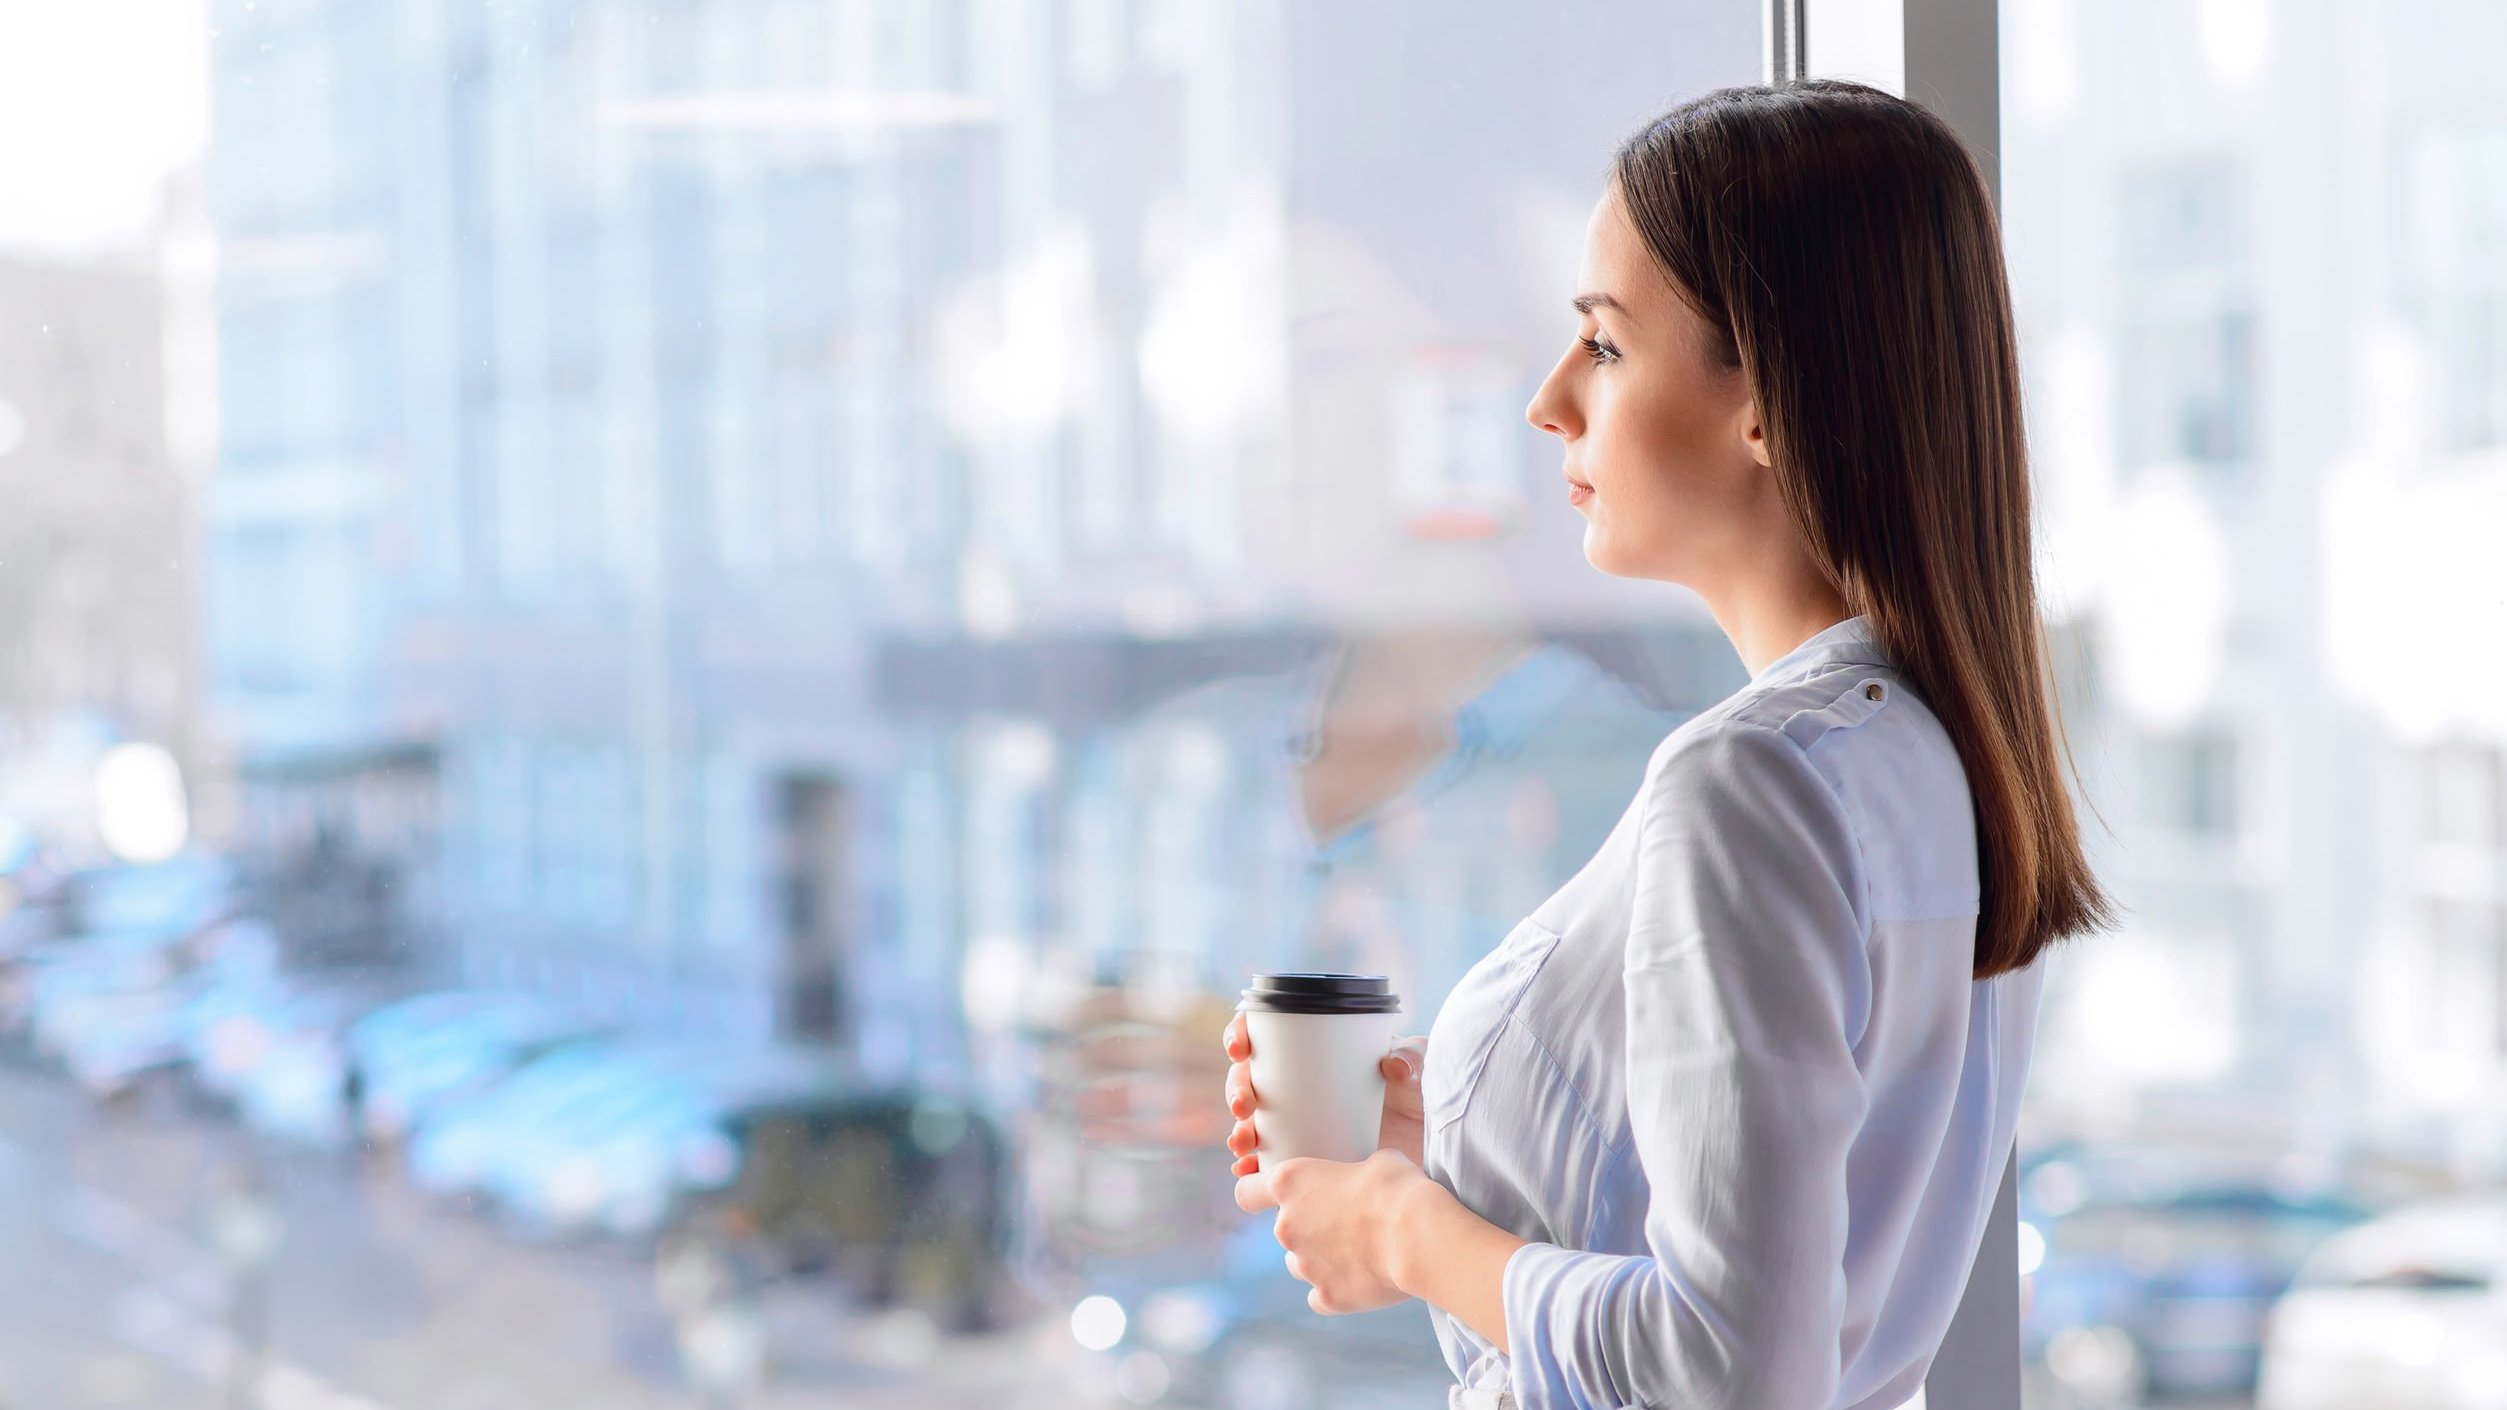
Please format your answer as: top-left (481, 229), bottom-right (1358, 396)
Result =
top-left (1499, 722), bottom-right (1873, 1410)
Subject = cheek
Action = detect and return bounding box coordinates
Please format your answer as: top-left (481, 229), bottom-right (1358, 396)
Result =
top-left (1591, 378), bottom-right (1715, 483)
top-left (1580, 388), bottom-right (1730, 573)
top-left (1587, 393), bottom-right (1706, 514)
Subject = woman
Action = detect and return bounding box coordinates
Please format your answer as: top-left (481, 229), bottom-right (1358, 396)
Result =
top-left (1219, 80), bottom-right (2110, 1410)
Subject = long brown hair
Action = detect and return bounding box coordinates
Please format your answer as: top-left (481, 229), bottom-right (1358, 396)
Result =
top-left (1613, 80), bottom-right (2110, 976)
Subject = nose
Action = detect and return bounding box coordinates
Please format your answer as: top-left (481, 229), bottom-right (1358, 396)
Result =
top-left (1526, 356), bottom-right (1578, 440)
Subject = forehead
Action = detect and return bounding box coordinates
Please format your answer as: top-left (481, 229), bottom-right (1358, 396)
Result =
top-left (1578, 187), bottom-right (1670, 314)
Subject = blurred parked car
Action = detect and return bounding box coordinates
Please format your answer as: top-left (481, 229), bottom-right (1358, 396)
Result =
top-left (482, 1069), bottom-right (714, 1231)
top-left (20, 912), bottom-right (278, 1103)
top-left (227, 978), bottom-right (416, 1146)
top-left (347, 989), bottom-right (524, 1060)
top-left (176, 973), bottom-right (294, 1105)
top-left (56, 855), bottom-right (235, 939)
top-left (58, 983), bottom-right (193, 1100)
top-left (2022, 1147), bottom-right (2372, 1404)
top-left (486, 1054), bottom-right (827, 1240)
top-left (3, 856), bottom-right (235, 1048)
top-left (658, 1081), bottom-right (1016, 1333)
top-left (23, 938), bottom-right (188, 1059)
top-left (352, 997), bottom-right (599, 1145)
top-left (404, 1041), bottom-right (670, 1199)
top-left (2257, 1195), bottom-right (2507, 1410)
top-left (345, 989), bottom-right (542, 1097)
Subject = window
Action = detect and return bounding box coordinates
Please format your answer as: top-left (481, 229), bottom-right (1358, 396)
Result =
top-left (2115, 161), bottom-right (2257, 476)
top-left (2405, 126), bottom-right (2507, 453)
top-left (20, 0), bottom-right (2268, 1404)
top-left (2141, 725), bottom-right (2241, 837)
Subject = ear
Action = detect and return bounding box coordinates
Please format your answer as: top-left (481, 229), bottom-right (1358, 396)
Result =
top-left (1738, 400), bottom-right (1774, 469)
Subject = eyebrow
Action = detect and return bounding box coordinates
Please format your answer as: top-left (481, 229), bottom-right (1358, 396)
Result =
top-left (1572, 293), bottom-right (1633, 323)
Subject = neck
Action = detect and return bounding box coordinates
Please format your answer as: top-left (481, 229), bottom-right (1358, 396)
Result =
top-left (1704, 577), bottom-right (1855, 680)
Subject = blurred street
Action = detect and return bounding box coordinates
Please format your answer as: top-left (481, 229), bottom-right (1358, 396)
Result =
top-left (0, 1065), bottom-right (1064, 1410)
top-left (0, 1040), bottom-right (2280, 1410)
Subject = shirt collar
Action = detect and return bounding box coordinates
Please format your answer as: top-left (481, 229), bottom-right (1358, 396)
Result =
top-left (1746, 614), bottom-right (1892, 690)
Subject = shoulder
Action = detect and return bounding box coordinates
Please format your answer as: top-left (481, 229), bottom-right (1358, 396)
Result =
top-left (1635, 692), bottom-right (1862, 881)
top-left (1624, 690), bottom-right (1878, 959)
top-left (1646, 662), bottom-right (1978, 921)
top-left (1654, 662), bottom-right (1962, 791)
top-left (1646, 663), bottom-right (1886, 785)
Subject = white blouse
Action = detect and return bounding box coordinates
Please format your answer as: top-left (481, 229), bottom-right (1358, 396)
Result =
top-left (1421, 616), bottom-right (2042, 1410)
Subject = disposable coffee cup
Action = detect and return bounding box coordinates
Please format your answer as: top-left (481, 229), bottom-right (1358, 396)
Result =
top-left (1238, 973), bottom-right (1403, 1169)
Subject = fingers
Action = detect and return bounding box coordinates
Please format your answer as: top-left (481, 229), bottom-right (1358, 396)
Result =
top-left (1234, 1170), bottom-right (1278, 1214)
top-left (1222, 1028), bottom-right (1260, 1175)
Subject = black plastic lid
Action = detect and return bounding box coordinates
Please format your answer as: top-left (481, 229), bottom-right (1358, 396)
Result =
top-left (1239, 972), bottom-right (1401, 1015)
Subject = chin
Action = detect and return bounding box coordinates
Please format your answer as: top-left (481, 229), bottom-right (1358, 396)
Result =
top-left (1580, 526), bottom-right (1633, 578)
top-left (1580, 527), bottom-right (1675, 584)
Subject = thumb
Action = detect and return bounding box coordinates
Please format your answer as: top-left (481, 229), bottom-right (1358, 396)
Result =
top-left (1381, 1049), bottom-right (1419, 1082)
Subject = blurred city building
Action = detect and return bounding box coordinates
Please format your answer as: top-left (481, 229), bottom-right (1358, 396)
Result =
top-left (2003, 0), bottom-right (2507, 1182)
top-left (197, 0), bottom-right (1755, 1084)
top-left (190, 0), bottom-right (2507, 1179)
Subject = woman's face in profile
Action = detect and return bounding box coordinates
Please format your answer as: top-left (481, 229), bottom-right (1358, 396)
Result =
top-left (1525, 185), bottom-right (1773, 589)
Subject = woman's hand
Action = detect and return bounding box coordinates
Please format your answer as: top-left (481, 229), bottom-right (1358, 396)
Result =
top-left (1217, 1015), bottom-right (1516, 1329)
top-left (1222, 1012), bottom-right (1428, 1177)
top-left (1234, 1149), bottom-right (1440, 1315)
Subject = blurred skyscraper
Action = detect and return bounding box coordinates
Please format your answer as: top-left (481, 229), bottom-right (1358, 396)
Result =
top-left (199, 0), bottom-right (1756, 1074)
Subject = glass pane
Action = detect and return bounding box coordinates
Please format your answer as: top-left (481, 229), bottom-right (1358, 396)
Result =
top-left (2007, 0), bottom-right (2507, 1404)
top-left (0, 2), bottom-right (1760, 1406)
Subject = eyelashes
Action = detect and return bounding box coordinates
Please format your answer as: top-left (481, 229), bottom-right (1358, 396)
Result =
top-left (1579, 335), bottom-right (1620, 365)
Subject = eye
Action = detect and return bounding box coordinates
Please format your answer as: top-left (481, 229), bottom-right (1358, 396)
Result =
top-left (1579, 334), bottom-right (1620, 365)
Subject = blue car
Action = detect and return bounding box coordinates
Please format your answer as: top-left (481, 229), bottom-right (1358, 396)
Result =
top-left (405, 1041), bottom-right (681, 1199)
top-left (491, 1051), bottom-right (848, 1242)
top-left (483, 1075), bottom-right (703, 1230)
top-left (346, 990), bottom-right (542, 1075)
top-left (2021, 1149), bottom-right (2370, 1403)
top-left (354, 1000), bottom-right (599, 1144)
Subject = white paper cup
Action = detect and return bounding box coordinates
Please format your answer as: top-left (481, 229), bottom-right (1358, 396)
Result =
top-left (1239, 973), bottom-right (1403, 1169)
